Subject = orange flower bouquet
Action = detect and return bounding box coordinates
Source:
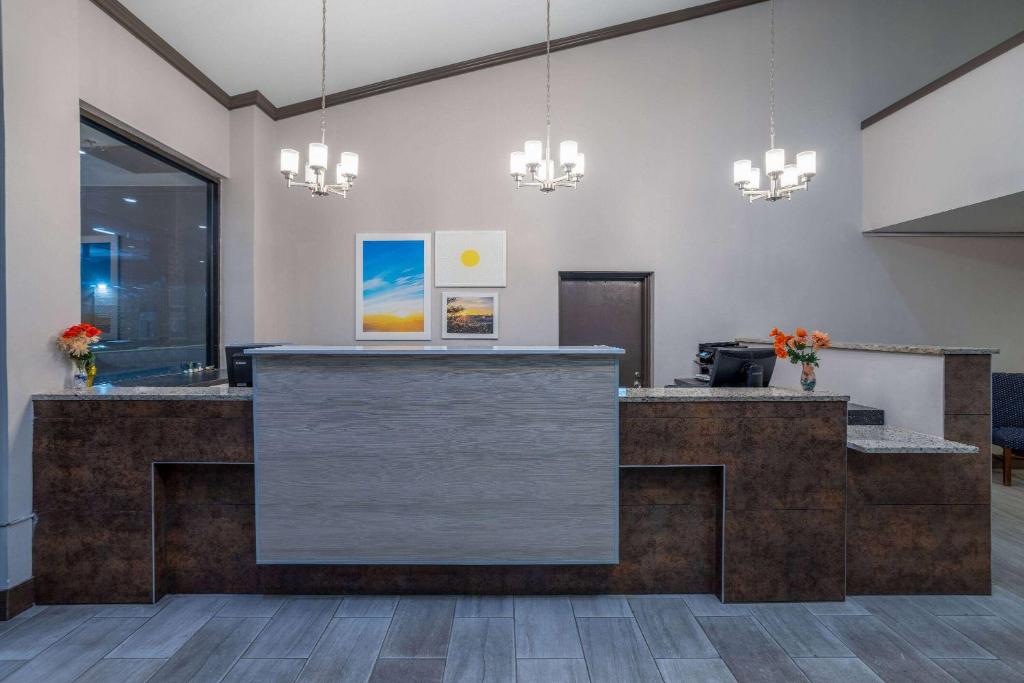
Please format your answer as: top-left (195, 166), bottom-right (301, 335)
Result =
top-left (769, 326), bottom-right (831, 391)
top-left (57, 323), bottom-right (102, 388)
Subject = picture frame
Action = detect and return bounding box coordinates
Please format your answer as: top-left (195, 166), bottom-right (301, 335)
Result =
top-left (355, 233), bottom-right (432, 340)
top-left (434, 230), bottom-right (506, 287)
top-left (441, 291), bottom-right (499, 339)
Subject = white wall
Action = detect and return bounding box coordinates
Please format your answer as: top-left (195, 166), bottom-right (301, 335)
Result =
top-left (255, 0), bottom-right (1024, 380)
top-left (77, 0), bottom-right (229, 176)
top-left (749, 345), bottom-right (946, 434)
top-left (863, 43), bottom-right (1024, 232)
top-left (1, 0), bottom-right (81, 589)
top-left (222, 105), bottom-right (278, 349)
top-left (0, 0), bottom-right (232, 590)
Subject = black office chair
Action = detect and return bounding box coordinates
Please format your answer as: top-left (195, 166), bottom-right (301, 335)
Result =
top-left (993, 373), bottom-right (1024, 485)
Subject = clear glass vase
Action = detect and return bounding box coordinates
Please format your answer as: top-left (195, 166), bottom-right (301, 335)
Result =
top-left (71, 360), bottom-right (88, 389)
top-left (71, 359), bottom-right (95, 389)
top-left (800, 362), bottom-right (817, 392)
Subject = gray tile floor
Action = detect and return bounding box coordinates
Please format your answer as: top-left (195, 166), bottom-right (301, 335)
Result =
top-left (0, 476), bottom-right (1021, 683)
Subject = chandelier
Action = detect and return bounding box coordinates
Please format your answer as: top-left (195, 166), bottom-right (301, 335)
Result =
top-left (732, 0), bottom-right (815, 202)
top-left (509, 0), bottom-right (585, 193)
top-left (279, 0), bottom-right (359, 198)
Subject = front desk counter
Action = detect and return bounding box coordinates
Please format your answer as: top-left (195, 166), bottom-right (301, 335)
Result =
top-left (31, 381), bottom-right (987, 607)
top-left (34, 382), bottom-right (851, 605)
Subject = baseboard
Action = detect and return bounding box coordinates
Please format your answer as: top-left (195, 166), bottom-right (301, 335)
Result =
top-left (0, 578), bottom-right (34, 620)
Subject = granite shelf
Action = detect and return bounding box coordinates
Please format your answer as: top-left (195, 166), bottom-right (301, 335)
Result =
top-left (736, 337), bottom-right (998, 355)
top-left (32, 385), bottom-right (252, 401)
top-left (619, 387), bottom-right (848, 402)
top-left (847, 425), bottom-right (979, 453)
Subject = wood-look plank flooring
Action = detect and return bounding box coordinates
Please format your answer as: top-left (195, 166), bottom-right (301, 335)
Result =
top-left (0, 475), bottom-right (1021, 682)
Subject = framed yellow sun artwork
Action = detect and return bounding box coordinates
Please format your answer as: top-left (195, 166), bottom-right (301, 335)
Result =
top-left (434, 230), bottom-right (506, 287)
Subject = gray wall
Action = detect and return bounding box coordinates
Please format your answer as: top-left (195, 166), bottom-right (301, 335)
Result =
top-left (248, 0), bottom-right (1024, 379)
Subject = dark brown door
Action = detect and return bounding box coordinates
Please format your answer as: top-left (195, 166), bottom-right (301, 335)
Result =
top-left (558, 272), bottom-right (652, 387)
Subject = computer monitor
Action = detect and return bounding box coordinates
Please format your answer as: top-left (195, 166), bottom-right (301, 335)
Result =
top-left (709, 347), bottom-right (777, 387)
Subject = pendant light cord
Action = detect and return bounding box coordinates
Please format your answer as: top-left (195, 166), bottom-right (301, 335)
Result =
top-left (545, 0), bottom-right (552, 163)
top-left (768, 0), bottom-right (775, 149)
top-left (320, 0), bottom-right (327, 145)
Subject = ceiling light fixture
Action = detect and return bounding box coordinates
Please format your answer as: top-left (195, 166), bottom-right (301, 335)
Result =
top-left (279, 0), bottom-right (359, 198)
top-left (122, 197), bottom-right (137, 204)
top-left (509, 0), bottom-right (584, 193)
top-left (733, 0), bottom-right (816, 203)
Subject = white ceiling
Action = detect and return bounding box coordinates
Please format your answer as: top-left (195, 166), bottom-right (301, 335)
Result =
top-left (120, 0), bottom-right (710, 105)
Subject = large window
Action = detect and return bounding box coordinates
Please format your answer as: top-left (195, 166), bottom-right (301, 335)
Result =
top-left (80, 117), bottom-right (218, 382)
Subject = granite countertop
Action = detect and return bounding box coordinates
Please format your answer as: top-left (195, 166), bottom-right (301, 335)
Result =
top-left (246, 345), bottom-right (625, 356)
top-left (36, 385), bottom-right (846, 402)
top-left (32, 385), bottom-right (253, 401)
top-left (847, 425), bottom-right (979, 453)
top-left (619, 387), bottom-right (849, 402)
top-left (736, 337), bottom-right (998, 356)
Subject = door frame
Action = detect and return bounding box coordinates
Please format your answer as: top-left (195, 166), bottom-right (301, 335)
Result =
top-left (557, 271), bottom-right (653, 387)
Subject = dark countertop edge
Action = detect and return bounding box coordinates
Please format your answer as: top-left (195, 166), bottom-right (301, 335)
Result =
top-left (736, 337), bottom-right (998, 355)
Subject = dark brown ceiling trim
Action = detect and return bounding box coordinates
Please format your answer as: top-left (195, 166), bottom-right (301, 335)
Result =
top-left (226, 90), bottom-right (278, 120)
top-left (861, 27), bottom-right (1024, 130)
top-left (91, 0), bottom-right (764, 122)
top-left (90, 0), bottom-right (231, 107)
top-left (276, 0), bottom-right (766, 120)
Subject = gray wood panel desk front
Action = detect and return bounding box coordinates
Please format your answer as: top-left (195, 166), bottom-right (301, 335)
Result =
top-left (248, 346), bottom-right (624, 565)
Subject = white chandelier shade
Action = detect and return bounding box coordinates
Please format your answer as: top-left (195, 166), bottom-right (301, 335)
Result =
top-left (510, 0), bottom-right (585, 193)
top-left (279, 0), bottom-right (360, 198)
top-left (733, 0), bottom-right (817, 203)
top-left (733, 148), bottom-right (815, 198)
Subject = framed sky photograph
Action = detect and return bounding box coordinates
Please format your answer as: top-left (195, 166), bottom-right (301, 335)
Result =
top-left (356, 233), bottom-right (431, 340)
top-left (442, 291), bottom-right (499, 339)
top-left (435, 230), bottom-right (506, 287)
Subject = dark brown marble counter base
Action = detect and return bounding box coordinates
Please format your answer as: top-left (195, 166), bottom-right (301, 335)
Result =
top-left (34, 393), bottom-right (989, 605)
top-left (620, 400), bottom-right (848, 602)
top-left (33, 396), bottom-right (847, 604)
top-left (846, 448), bottom-right (991, 594)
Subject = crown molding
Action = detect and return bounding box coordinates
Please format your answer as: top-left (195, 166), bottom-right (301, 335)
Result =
top-left (91, 0), bottom-right (765, 122)
top-left (274, 0), bottom-right (765, 120)
top-left (861, 27), bottom-right (1024, 130)
top-left (226, 90), bottom-right (278, 120)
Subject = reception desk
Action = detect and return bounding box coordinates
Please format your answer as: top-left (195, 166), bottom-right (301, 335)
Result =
top-left (29, 343), bottom-right (989, 608)
top-left (32, 381), bottom-right (847, 604)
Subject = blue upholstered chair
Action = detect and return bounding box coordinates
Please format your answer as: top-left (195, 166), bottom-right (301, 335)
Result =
top-left (993, 373), bottom-right (1024, 485)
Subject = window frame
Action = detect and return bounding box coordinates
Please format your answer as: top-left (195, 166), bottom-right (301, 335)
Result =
top-left (80, 111), bottom-right (221, 373)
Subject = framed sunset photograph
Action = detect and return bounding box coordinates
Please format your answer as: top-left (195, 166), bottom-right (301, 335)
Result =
top-left (442, 292), bottom-right (499, 339)
top-left (356, 233), bottom-right (431, 340)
